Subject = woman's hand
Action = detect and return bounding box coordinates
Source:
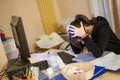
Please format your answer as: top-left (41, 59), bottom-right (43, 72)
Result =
top-left (68, 22), bottom-right (86, 38)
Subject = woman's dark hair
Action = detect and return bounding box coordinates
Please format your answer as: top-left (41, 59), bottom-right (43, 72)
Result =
top-left (69, 14), bottom-right (96, 50)
top-left (70, 14), bottom-right (95, 27)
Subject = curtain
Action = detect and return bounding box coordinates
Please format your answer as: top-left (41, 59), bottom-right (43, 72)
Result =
top-left (37, 0), bottom-right (58, 35)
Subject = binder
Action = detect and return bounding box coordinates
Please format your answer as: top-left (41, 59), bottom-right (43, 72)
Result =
top-left (72, 52), bottom-right (96, 62)
top-left (116, 68), bottom-right (120, 72)
top-left (51, 65), bottom-right (105, 80)
top-left (90, 66), bottom-right (105, 80)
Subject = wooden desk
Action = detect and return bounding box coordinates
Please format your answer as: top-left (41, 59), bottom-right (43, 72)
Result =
top-left (2, 71), bottom-right (120, 80)
top-left (5, 49), bottom-right (120, 80)
top-left (97, 70), bottom-right (120, 80)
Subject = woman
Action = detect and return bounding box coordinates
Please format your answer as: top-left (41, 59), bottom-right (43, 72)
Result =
top-left (67, 14), bottom-right (120, 58)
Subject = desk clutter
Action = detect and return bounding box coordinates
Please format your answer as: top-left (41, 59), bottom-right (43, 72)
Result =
top-left (12, 62), bottom-right (96, 80)
top-left (12, 66), bottom-right (49, 80)
top-left (9, 50), bottom-right (120, 80)
top-left (61, 62), bottom-right (94, 80)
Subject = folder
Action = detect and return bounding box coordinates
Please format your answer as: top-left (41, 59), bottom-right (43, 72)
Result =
top-left (116, 68), bottom-right (120, 72)
top-left (72, 52), bottom-right (96, 62)
top-left (90, 65), bottom-right (105, 80)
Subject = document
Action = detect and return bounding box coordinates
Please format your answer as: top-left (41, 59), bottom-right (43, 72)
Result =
top-left (30, 52), bottom-right (49, 63)
top-left (36, 32), bottom-right (64, 49)
top-left (90, 52), bottom-right (120, 71)
top-left (72, 52), bottom-right (96, 62)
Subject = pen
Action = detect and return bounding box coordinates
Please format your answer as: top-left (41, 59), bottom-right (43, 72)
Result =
top-left (27, 68), bottom-right (32, 78)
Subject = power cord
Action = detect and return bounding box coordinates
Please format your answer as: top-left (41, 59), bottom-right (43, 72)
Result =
top-left (0, 57), bottom-right (18, 80)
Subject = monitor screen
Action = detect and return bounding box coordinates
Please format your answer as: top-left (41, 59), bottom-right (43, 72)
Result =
top-left (10, 16), bottom-right (30, 65)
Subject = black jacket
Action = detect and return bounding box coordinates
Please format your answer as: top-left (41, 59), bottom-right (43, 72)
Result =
top-left (70, 16), bottom-right (120, 58)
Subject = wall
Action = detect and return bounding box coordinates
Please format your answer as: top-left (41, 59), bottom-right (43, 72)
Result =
top-left (53, 0), bottom-right (92, 32)
top-left (116, 0), bottom-right (120, 38)
top-left (116, 0), bottom-right (120, 21)
top-left (53, 0), bottom-right (92, 29)
top-left (0, 0), bottom-right (44, 52)
top-left (108, 0), bottom-right (120, 38)
top-left (108, 0), bottom-right (116, 32)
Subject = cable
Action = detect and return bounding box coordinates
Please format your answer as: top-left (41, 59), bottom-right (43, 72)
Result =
top-left (65, 43), bottom-right (70, 50)
top-left (0, 58), bottom-right (18, 80)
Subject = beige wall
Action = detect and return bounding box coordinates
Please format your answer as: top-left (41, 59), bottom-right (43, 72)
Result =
top-left (0, 0), bottom-right (44, 52)
top-left (116, 0), bottom-right (120, 22)
top-left (52, 0), bottom-right (92, 31)
top-left (108, 0), bottom-right (116, 32)
top-left (116, 0), bottom-right (120, 38)
top-left (53, 0), bottom-right (92, 23)
top-left (108, 0), bottom-right (120, 38)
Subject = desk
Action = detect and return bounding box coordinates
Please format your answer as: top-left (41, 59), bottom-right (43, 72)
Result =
top-left (43, 51), bottom-right (120, 80)
top-left (2, 70), bottom-right (120, 80)
top-left (42, 69), bottom-right (120, 80)
top-left (6, 51), bottom-right (120, 80)
top-left (97, 70), bottom-right (120, 80)
top-left (6, 58), bottom-right (48, 80)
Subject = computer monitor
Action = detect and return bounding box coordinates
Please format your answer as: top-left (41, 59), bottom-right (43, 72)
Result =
top-left (10, 16), bottom-right (30, 65)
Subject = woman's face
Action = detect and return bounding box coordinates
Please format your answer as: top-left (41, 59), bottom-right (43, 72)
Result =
top-left (84, 25), bottom-right (94, 35)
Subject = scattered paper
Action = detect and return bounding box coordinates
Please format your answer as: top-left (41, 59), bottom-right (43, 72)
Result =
top-left (90, 52), bottom-right (120, 70)
top-left (72, 52), bottom-right (96, 62)
top-left (36, 32), bottom-right (64, 49)
top-left (30, 52), bottom-right (49, 63)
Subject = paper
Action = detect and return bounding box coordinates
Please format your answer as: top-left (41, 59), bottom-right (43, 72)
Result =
top-left (64, 50), bottom-right (77, 57)
top-left (37, 34), bottom-right (49, 40)
top-left (31, 67), bottom-right (39, 80)
top-left (72, 52), bottom-right (96, 62)
top-left (3, 38), bottom-right (17, 54)
top-left (30, 52), bottom-right (49, 63)
top-left (36, 32), bottom-right (64, 49)
top-left (90, 52), bottom-right (120, 70)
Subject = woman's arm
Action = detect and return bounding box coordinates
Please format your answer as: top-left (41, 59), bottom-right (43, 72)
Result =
top-left (83, 25), bottom-right (111, 58)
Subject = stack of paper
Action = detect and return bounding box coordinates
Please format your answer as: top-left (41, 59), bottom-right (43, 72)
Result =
top-left (90, 52), bottom-right (120, 71)
top-left (36, 32), bottom-right (64, 49)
